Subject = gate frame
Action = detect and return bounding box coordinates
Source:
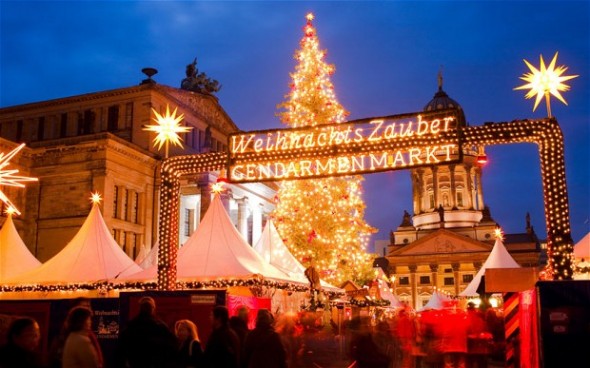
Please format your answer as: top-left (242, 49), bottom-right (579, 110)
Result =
top-left (157, 118), bottom-right (573, 289)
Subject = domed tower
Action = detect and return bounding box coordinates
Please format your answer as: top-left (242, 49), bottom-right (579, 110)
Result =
top-left (410, 72), bottom-right (487, 230)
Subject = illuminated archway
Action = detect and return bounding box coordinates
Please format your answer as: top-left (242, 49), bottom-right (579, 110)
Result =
top-left (157, 116), bottom-right (572, 289)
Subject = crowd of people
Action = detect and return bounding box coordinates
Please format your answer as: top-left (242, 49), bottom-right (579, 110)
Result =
top-left (0, 297), bottom-right (504, 368)
top-left (346, 302), bottom-right (504, 368)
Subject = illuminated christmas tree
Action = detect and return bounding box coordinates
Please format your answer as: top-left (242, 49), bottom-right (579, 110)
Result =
top-left (272, 13), bottom-right (376, 287)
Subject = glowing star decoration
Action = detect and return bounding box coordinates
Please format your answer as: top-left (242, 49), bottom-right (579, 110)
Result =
top-left (514, 52), bottom-right (578, 118)
top-left (4, 206), bottom-right (17, 216)
top-left (494, 228), bottom-right (504, 241)
top-left (0, 143), bottom-right (38, 215)
top-left (211, 181), bottom-right (225, 194)
top-left (143, 105), bottom-right (192, 158)
top-left (90, 192), bottom-right (102, 205)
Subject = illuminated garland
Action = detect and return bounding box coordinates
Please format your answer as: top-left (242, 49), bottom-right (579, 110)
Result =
top-left (350, 298), bottom-right (391, 308)
top-left (157, 152), bottom-right (227, 290)
top-left (0, 279), bottom-right (343, 297)
top-left (462, 118), bottom-right (573, 280)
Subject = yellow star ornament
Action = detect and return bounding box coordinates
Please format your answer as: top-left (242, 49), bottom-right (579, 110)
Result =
top-left (143, 105), bottom-right (192, 157)
top-left (514, 52), bottom-right (578, 117)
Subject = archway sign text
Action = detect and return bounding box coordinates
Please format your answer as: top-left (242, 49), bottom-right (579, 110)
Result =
top-left (156, 112), bottom-right (573, 290)
top-left (228, 110), bottom-right (462, 182)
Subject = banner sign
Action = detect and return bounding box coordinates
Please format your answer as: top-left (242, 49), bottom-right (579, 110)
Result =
top-left (228, 110), bottom-right (462, 183)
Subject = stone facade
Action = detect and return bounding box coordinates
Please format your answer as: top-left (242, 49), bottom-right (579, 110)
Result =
top-left (380, 81), bottom-right (543, 309)
top-left (0, 81), bottom-right (276, 262)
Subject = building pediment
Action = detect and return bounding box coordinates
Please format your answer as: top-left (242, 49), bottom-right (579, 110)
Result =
top-left (390, 229), bottom-right (491, 256)
top-left (156, 85), bottom-right (239, 135)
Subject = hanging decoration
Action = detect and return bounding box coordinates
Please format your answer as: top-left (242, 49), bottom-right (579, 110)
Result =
top-left (0, 143), bottom-right (38, 215)
top-left (514, 52), bottom-right (578, 118)
top-left (143, 105), bottom-right (192, 158)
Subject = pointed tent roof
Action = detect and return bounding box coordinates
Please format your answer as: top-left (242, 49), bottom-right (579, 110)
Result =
top-left (574, 232), bottom-right (590, 259)
top-left (135, 242), bottom-right (158, 270)
top-left (6, 203), bottom-right (142, 284)
top-left (419, 290), bottom-right (451, 311)
top-left (253, 219), bottom-right (307, 280)
top-left (134, 244), bottom-right (148, 264)
top-left (0, 215), bottom-right (41, 282)
top-left (122, 194), bottom-right (297, 283)
top-left (374, 278), bottom-right (402, 308)
top-left (253, 219), bottom-right (343, 291)
top-left (460, 237), bottom-right (521, 297)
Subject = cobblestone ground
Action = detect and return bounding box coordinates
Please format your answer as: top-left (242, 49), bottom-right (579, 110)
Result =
top-left (292, 333), bottom-right (505, 368)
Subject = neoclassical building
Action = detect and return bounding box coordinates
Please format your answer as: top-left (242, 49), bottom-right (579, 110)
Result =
top-left (379, 77), bottom-right (543, 309)
top-left (0, 67), bottom-right (276, 262)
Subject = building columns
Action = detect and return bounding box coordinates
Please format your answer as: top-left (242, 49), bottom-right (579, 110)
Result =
top-left (449, 165), bottom-right (457, 209)
top-left (409, 264), bottom-right (417, 309)
top-left (430, 264), bottom-right (439, 290)
top-left (236, 196), bottom-right (250, 242)
top-left (252, 203), bottom-right (263, 245)
top-left (452, 262), bottom-right (461, 295)
top-left (432, 167), bottom-right (439, 210)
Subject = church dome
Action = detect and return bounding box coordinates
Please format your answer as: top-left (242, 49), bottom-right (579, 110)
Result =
top-left (423, 73), bottom-right (466, 126)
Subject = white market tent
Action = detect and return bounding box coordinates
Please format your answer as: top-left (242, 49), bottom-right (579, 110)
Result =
top-left (135, 242), bottom-right (158, 269)
top-left (459, 237), bottom-right (520, 297)
top-left (0, 214), bottom-right (41, 282)
top-left (6, 203), bottom-right (142, 285)
top-left (253, 219), bottom-right (310, 283)
top-left (419, 290), bottom-right (451, 311)
top-left (374, 278), bottom-right (402, 308)
top-left (574, 232), bottom-right (590, 260)
top-left (253, 219), bottom-right (344, 292)
top-left (121, 194), bottom-right (302, 284)
top-left (573, 232), bottom-right (590, 280)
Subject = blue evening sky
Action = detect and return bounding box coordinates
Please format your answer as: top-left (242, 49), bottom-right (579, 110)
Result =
top-left (1, 1), bottom-right (588, 247)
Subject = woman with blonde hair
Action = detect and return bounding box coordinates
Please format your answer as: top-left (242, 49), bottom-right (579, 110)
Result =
top-left (174, 319), bottom-right (203, 368)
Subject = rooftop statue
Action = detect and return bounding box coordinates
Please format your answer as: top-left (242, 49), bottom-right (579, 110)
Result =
top-left (180, 57), bottom-right (222, 94)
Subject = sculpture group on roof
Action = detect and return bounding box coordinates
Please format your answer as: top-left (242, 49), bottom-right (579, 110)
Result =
top-left (180, 58), bottom-right (222, 94)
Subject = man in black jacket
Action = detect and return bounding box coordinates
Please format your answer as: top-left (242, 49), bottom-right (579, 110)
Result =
top-left (117, 297), bottom-right (177, 368)
top-left (204, 306), bottom-right (240, 368)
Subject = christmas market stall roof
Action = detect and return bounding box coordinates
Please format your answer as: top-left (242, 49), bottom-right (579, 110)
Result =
top-left (418, 290), bottom-right (451, 311)
top-left (0, 214), bottom-right (41, 282)
top-left (135, 242), bottom-right (158, 269)
top-left (459, 237), bottom-right (520, 297)
top-left (253, 219), bottom-right (342, 292)
top-left (120, 194), bottom-right (309, 288)
top-left (4, 202), bottom-right (142, 286)
top-left (371, 268), bottom-right (402, 308)
top-left (574, 232), bottom-right (590, 260)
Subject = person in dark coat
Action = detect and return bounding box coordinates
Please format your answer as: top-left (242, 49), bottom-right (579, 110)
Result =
top-left (204, 306), bottom-right (240, 368)
top-left (117, 296), bottom-right (177, 368)
top-left (0, 317), bottom-right (44, 368)
top-left (174, 319), bottom-right (204, 368)
top-left (348, 317), bottom-right (390, 368)
top-left (229, 305), bottom-right (250, 348)
top-left (242, 309), bottom-right (287, 368)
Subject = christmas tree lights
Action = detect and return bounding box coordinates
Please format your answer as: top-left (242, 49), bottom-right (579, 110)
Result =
top-left (272, 13), bottom-right (377, 286)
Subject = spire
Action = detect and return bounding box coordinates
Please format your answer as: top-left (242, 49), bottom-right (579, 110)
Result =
top-left (438, 65), bottom-right (444, 91)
